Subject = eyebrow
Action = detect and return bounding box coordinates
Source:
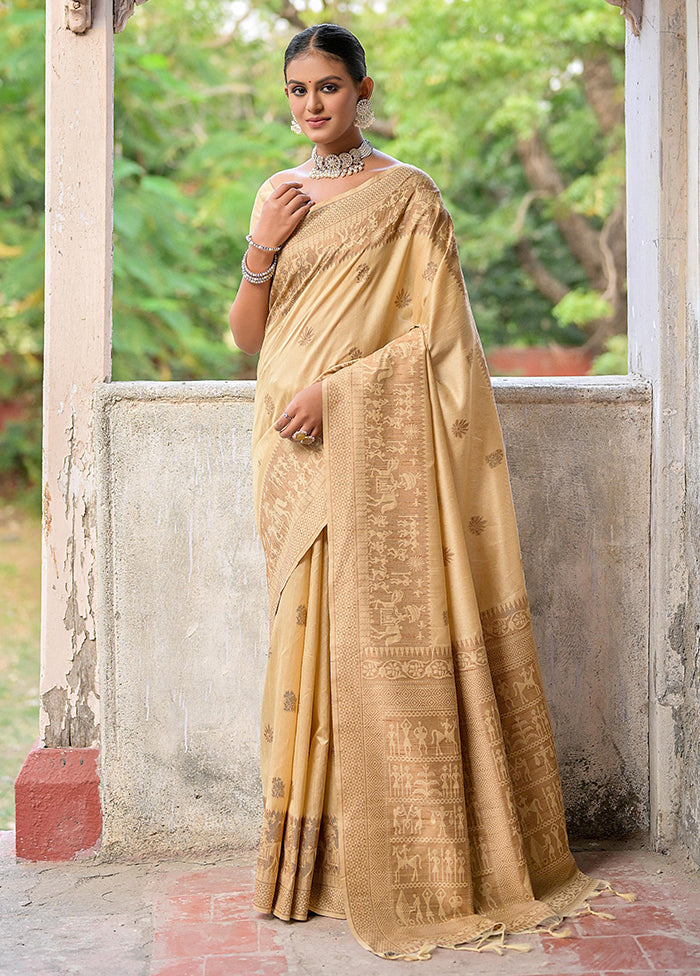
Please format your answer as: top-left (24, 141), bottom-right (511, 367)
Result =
top-left (287, 76), bottom-right (344, 85)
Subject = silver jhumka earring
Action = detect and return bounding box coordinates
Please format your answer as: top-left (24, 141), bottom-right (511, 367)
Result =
top-left (290, 115), bottom-right (302, 134)
top-left (354, 98), bottom-right (376, 129)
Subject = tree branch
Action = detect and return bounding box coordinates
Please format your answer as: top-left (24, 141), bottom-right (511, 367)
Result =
top-left (516, 132), bottom-right (606, 289)
top-left (599, 199), bottom-right (625, 302)
top-left (582, 55), bottom-right (624, 136)
top-left (514, 239), bottom-right (570, 305)
top-left (277, 2), bottom-right (308, 32)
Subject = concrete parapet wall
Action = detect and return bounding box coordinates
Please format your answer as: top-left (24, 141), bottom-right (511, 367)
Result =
top-left (94, 377), bottom-right (651, 859)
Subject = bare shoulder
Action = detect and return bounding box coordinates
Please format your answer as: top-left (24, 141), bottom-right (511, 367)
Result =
top-left (268, 164), bottom-right (309, 189)
top-left (366, 149), bottom-right (403, 172)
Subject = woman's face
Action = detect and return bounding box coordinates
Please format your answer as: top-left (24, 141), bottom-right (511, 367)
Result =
top-left (285, 50), bottom-right (372, 149)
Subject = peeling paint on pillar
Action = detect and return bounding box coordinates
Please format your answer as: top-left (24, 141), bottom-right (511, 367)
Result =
top-left (40, 0), bottom-right (113, 749)
top-left (41, 405), bottom-right (101, 747)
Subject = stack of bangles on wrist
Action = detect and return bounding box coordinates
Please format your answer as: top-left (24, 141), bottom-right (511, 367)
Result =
top-left (241, 234), bottom-right (282, 285)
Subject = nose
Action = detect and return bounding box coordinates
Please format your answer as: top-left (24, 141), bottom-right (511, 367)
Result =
top-left (305, 88), bottom-right (323, 115)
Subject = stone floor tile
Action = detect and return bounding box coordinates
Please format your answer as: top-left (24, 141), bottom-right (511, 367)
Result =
top-left (257, 923), bottom-right (285, 953)
top-left (212, 891), bottom-right (258, 922)
top-left (204, 956), bottom-right (287, 976)
top-left (571, 903), bottom-right (684, 937)
top-left (542, 933), bottom-right (652, 971)
top-left (155, 893), bottom-right (214, 922)
top-left (150, 960), bottom-right (206, 976)
top-left (167, 866), bottom-right (254, 896)
top-left (152, 920), bottom-right (259, 962)
top-left (4, 833), bottom-right (700, 976)
top-left (635, 934), bottom-right (700, 969)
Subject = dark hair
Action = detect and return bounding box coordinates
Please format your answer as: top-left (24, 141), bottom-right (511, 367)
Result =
top-left (283, 23), bottom-right (367, 83)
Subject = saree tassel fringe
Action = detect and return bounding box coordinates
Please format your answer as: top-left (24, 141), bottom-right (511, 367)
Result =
top-left (381, 943), bottom-right (436, 961)
top-left (450, 924), bottom-right (531, 955)
top-left (575, 903), bottom-right (618, 921)
top-left (593, 879), bottom-right (638, 902)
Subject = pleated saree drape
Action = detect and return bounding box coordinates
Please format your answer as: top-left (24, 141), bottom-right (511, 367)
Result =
top-left (249, 165), bottom-right (607, 959)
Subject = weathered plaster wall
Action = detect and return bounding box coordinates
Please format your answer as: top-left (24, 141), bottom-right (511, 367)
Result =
top-left (94, 377), bottom-right (651, 859)
top-left (678, 0), bottom-right (700, 866)
top-left (497, 378), bottom-right (651, 839)
top-left (625, 0), bottom-right (700, 864)
top-left (95, 383), bottom-right (268, 857)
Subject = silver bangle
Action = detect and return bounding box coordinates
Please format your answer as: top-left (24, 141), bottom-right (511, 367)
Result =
top-left (241, 251), bottom-right (277, 285)
top-left (246, 234), bottom-right (282, 253)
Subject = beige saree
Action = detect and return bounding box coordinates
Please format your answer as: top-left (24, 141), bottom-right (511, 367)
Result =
top-left (250, 164), bottom-right (607, 958)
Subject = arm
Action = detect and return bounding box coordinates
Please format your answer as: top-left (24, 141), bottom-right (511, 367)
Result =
top-left (228, 182), bottom-right (314, 355)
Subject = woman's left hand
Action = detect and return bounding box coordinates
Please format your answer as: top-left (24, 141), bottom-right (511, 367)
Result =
top-left (274, 381), bottom-right (323, 443)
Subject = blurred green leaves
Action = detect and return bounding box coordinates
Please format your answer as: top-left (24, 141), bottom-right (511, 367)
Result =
top-left (0, 0), bottom-right (627, 493)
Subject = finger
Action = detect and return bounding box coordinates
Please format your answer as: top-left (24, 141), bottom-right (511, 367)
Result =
top-left (288, 194), bottom-right (313, 214)
top-left (276, 184), bottom-right (307, 204)
top-left (278, 411), bottom-right (304, 438)
top-left (272, 181), bottom-right (303, 197)
top-left (284, 418), bottom-right (314, 441)
top-left (280, 420), bottom-right (303, 439)
top-left (273, 411), bottom-right (293, 432)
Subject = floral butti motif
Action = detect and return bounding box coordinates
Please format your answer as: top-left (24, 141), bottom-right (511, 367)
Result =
top-left (468, 515), bottom-right (487, 535)
top-left (452, 418), bottom-right (469, 438)
top-left (394, 289), bottom-right (411, 309)
top-left (283, 690), bottom-right (297, 712)
top-left (298, 325), bottom-right (314, 346)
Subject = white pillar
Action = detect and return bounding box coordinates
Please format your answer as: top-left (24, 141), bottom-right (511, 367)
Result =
top-left (40, 0), bottom-right (113, 747)
top-left (679, 0), bottom-right (700, 864)
top-left (625, 0), bottom-right (691, 849)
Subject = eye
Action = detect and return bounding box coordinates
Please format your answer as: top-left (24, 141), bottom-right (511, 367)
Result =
top-left (321, 84), bottom-right (338, 93)
top-left (290, 86), bottom-right (306, 96)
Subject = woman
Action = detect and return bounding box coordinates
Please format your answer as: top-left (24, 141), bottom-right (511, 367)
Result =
top-left (229, 23), bottom-right (622, 961)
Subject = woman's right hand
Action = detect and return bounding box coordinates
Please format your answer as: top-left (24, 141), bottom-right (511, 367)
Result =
top-left (252, 182), bottom-right (314, 249)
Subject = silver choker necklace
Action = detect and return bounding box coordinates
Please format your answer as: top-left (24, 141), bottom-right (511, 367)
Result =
top-left (309, 138), bottom-right (373, 179)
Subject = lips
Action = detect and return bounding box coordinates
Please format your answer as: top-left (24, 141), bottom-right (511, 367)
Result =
top-left (306, 117), bottom-right (330, 125)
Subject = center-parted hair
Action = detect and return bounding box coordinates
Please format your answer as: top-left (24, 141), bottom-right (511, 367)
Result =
top-left (283, 23), bottom-right (368, 83)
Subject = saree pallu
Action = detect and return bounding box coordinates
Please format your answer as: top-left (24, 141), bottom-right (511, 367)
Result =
top-left (250, 165), bottom-right (604, 958)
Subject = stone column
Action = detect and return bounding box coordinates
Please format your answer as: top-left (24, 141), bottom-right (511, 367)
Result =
top-left (678, 0), bottom-right (700, 865)
top-left (40, 0), bottom-right (113, 748)
top-left (16, 0), bottom-right (113, 861)
top-left (625, 0), bottom-right (696, 852)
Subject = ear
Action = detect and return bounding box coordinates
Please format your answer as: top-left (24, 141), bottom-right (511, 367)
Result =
top-left (284, 85), bottom-right (290, 100)
top-left (359, 76), bottom-right (374, 101)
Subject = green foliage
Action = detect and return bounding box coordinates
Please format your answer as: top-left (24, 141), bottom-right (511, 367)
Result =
top-left (553, 288), bottom-right (613, 329)
top-left (1, 0), bottom-right (627, 488)
top-left (370, 0), bottom-right (625, 346)
top-left (0, 1), bottom-right (45, 501)
top-left (591, 333), bottom-right (628, 375)
top-left (0, 504), bottom-right (42, 828)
